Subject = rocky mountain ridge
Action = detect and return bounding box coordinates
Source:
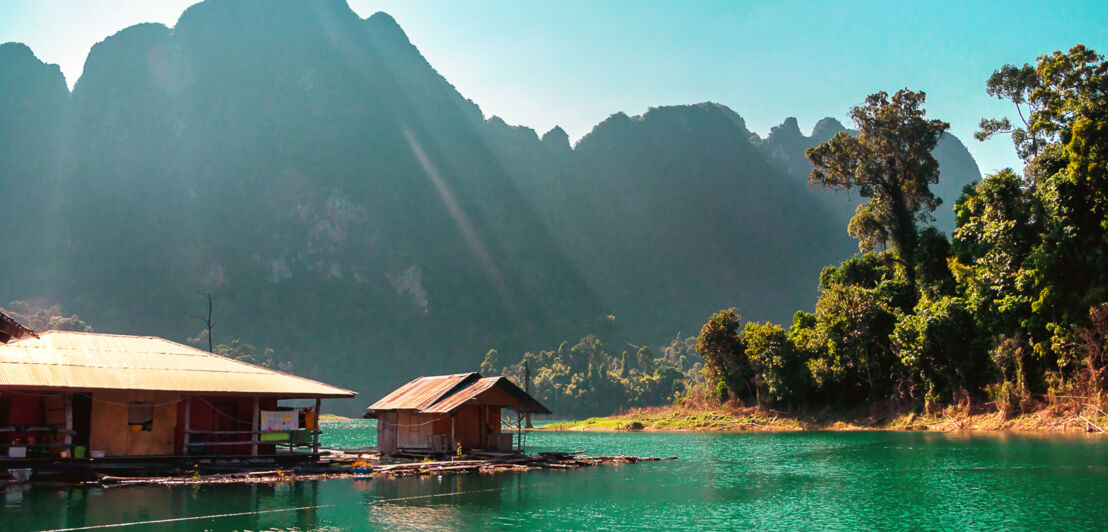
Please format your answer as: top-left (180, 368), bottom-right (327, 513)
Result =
top-left (0, 0), bottom-right (980, 406)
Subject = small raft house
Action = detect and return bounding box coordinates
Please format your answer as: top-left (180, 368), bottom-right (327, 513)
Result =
top-left (365, 372), bottom-right (550, 455)
top-left (0, 330), bottom-right (355, 466)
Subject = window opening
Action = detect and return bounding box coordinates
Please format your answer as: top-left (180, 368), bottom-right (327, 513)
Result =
top-left (128, 402), bottom-right (154, 432)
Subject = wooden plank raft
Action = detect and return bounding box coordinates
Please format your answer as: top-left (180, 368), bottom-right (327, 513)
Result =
top-left (90, 452), bottom-right (678, 487)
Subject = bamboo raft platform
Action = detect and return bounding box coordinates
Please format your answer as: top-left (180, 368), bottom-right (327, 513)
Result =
top-left (90, 450), bottom-right (677, 487)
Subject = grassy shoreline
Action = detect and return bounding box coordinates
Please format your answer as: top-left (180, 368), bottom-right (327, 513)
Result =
top-left (540, 403), bottom-right (1108, 434)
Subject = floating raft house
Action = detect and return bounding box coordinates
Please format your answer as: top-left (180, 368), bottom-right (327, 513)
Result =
top-left (0, 331), bottom-right (354, 467)
top-left (365, 372), bottom-right (550, 455)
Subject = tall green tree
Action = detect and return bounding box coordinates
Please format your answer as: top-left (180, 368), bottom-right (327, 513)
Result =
top-left (974, 64), bottom-right (1043, 160)
top-left (810, 281), bottom-right (899, 402)
top-left (950, 169), bottom-right (1039, 337)
top-left (975, 45), bottom-right (1108, 356)
top-left (806, 89), bottom-right (951, 295)
top-left (695, 308), bottom-right (752, 402)
top-left (480, 349), bottom-right (501, 375)
top-left (892, 296), bottom-right (983, 408)
top-left (1, 301), bottom-right (92, 333)
top-left (743, 321), bottom-right (809, 407)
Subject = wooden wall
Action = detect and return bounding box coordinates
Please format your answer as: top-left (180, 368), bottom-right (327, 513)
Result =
top-left (376, 412), bottom-right (397, 454)
top-left (174, 396), bottom-right (277, 455)
top-left (453, 405), bottom-right (500, 450)
top-left (396, 411), bottom-right (435, 448)
top-left (376, 406), bottom-right (505, 453)
top-left (89, 391), bottom-right (180, 456)
top-left (0, 392), bottom-right (48, 450)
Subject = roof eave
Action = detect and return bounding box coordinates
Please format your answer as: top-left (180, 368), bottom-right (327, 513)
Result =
top-left (0, 384), bottom-right (356, 399)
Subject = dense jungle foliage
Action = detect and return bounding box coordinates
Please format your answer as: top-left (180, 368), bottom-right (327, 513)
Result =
top-left (484, 331), bottom-right (703, 419)
top-left (499, 45), bottom-right (1108, 419)
top-left (690, 45), bottom-right (1108, 416)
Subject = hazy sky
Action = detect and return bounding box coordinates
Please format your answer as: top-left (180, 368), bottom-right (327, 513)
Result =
top-left (2, 0), bottom-right (1106, 175)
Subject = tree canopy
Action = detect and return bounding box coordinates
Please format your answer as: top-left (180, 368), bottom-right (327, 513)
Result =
top-left (689, 46), bottom-right (1108, 416)
top-left (806, 89), bottom-right (950, 294)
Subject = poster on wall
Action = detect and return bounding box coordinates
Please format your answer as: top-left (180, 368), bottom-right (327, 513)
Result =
top-left (260, 410), bottom-right (298, 431)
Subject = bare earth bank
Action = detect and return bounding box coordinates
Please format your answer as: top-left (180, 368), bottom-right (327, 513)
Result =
top-left (540, 402), bottom-right (1108, 434)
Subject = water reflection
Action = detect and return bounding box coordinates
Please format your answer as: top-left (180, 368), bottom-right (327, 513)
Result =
top-left (3, 426), bottom-right (1106, 531)
top-left (4, 481), bottom-right (332, 531)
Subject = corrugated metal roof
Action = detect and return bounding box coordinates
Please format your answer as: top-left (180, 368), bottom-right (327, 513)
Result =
top-left (366, 372), bottom-right (479, 411)
top-left (418, 377), bottom-right (501, 413)
top-left (422, 376), bottom-right (551, 414)
top-left (0, 310), bottom-right (36, 344)
top-left (0, 331), bottom-right (356, 398)
top-left (365, 373), bottom-right (550, 415)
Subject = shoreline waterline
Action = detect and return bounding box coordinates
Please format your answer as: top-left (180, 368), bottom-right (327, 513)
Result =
top-left (538, 404), bottom-right (1108, 434)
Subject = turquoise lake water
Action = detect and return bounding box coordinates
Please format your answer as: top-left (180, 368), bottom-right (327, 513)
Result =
top-left (3, 419), bottom-right (1107, 530)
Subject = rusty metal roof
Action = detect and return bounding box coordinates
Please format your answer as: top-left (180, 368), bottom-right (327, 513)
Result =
top-left (366, 372), bottom-right (479, 412)
top-left (365, 373), bottom-right (550, 416)
top-left (0, 311), bottom-right (36, 344)
top-left (0, 331), bottom-right (356, 398)
top-left (422, 376), bottom-right (551, 415)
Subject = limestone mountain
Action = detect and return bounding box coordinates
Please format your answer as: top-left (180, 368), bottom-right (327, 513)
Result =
top-left (0, 0), bottom-right (981, 407)
top-left (483, 103), bottom-right (857, 339)
top-left (0, 43), bottom-right (69, 297)
top-left (755, 116), bottom-right (981, 234)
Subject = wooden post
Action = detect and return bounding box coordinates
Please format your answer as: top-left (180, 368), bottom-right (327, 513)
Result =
top-left (311, 398), bottom-right (321, 455)
top-left (251, 397), bottom-right (259, 456)
top-left (451, 414), bottom-right (456, 454)
top-left (524, 361), bottom-right (533, 428)
top-left (64, 393), bottom-right (73, 448)
top-left (183, 397), bottom-right (192, 456)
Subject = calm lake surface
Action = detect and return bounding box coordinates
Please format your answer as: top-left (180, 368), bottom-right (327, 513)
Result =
top-left (3, 419), bottom-right (1106, 531)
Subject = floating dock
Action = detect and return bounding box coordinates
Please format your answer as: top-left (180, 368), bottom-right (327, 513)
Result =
top-left (87, 449), bottom-right (678, 487)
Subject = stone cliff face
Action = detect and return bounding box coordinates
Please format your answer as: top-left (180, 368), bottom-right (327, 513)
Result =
top-left (0, 0), bottom-right (981, 403)
top-left (0, 43), bottom-right (69, 297)
top-left (754, 116), bottom-right (980, 233)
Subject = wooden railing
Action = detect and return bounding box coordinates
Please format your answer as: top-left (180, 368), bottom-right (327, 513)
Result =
top-left (182, 397), bottom-right (322, 456)
top-left (183, 429), bottom-right (321, 448)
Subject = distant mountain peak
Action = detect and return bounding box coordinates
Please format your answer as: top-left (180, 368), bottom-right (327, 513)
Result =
top-left (488, 115), bottom-right (538, 138)
top-left (543, 125), bottom-right (567, 137)
top-left (811, 117), bottom-right (846, 142)
top-left (767, 117), bottom-right (803, 141)
top-left (72, 22), bottom-right (172, 95)
top-left (699, 102), bottom-right (752, 137)
top-left (1, 42), bottom-right (68, 93)
top-left (596, 111), bottom-right (633, 128)
top-left (367, 10), bottom-right (399, 25)
top-left (366, 11), bottom-right (411, 45)
top-left (1, 41), bottom-right (61, 73)
top-left (0, 41), bottom-right (36, 61)
top-left (541, 126), bottom-right (571, 151)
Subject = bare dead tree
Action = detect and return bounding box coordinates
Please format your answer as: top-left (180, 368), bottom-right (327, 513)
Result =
top-left (187, 291), bottom-right (215, 353)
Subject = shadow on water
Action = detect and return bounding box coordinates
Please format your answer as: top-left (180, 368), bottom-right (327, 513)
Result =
top-left (5, 481), bottom-right (329, 531)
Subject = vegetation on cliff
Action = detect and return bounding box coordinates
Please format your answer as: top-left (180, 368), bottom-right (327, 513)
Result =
top-left (687, 45), bottom-right (1108, 422)
top-left (0, 2), bottom-right (980, 409)
top-left (484, 331), bottom-right (702, 419)
top-left (529, 45), bottom-right (1108, 429)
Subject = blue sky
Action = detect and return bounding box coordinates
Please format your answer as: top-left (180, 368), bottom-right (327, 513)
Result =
top-left (2, 0), bottom-right (1106, 175)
